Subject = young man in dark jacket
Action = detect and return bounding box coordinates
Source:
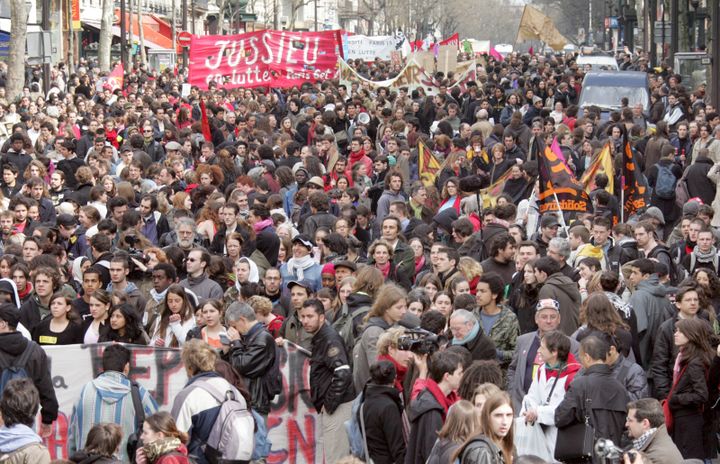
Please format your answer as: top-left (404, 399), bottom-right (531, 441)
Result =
top-left (0, 303), bottom-right (58, 437)
top-left (300, 299), bottom-right (355, 464)
top-left (362, 360), bottom-right (407, 464)
top-left (405, 350), bottom-right (463, 464)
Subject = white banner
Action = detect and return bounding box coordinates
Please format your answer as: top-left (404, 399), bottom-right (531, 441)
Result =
top-left (39, 343), bottom-right (320, 463)
top-left (342, 34), bottom-right (404, 61)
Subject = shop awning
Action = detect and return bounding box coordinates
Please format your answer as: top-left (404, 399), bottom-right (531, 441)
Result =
top-left (82, 9), bottom-right (173, 50)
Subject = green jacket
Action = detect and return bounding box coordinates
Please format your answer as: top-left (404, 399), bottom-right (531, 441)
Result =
top-left (477, 305), bottom-right (519, 366)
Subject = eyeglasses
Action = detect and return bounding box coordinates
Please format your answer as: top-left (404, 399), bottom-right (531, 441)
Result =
top-left (186, 258), bottom-right (198, 262)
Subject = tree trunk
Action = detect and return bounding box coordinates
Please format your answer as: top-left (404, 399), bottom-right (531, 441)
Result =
top-left (7, 0), bottom-right (28, 101)
top-left (138, 0), bottom-right (147, 65)
top-left (98, 0), bottom-right (114, 71)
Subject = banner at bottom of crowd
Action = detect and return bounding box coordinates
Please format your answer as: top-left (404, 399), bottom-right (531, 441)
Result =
top-left (338, 56), bottom-right (477, 96)
top-left (38, 343), bottom-right (320, 464)
top-left (188, 30), bottom-right (343, 90)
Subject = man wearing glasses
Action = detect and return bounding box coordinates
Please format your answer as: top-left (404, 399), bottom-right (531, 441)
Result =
top-left (179, 247), bottom-right (223, 304)
top-left (507, 298), bottom-right (580, 413)
top-left (141, 123), bottom-right (165, 163)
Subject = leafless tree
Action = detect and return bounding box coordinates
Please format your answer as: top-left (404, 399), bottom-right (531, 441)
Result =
top-left (98, 0), bottom-right (115, 71)
top-left (7, 0), bottom-right (27, 101)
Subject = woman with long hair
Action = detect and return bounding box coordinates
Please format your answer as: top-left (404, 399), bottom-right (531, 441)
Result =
top-left (83, 290), bottom-right (112, 344)
top-left (576, 292), bottom-right (633, 358)
top-left (668, 317), bottom-right (714, 459)
top-left (437, 151), bottom-right (470, 191)
top-left (101, 303), bottom-right (149, 345)
top-left (149, 284), bottom-right (196, 347)
top-left (456, 392), bottom-right (515, 464)
top-left (136, 412), bottom-right (190, 463)
top-left (427, 400), bottom-right (482, 464)
top-left (353, 283), bottom-right (407, 393)
top-left (438, 176), bottom-right (461, 214)
top-left (367, 239), bottom-right (411, 291)
top-left (32, 292), bottom-right (83, 345)
top-left (418, 273), bottom-right (442, 303)
top-left (508, 259), bottom-right (541, 334)
top-left (693, 268), bottom-right (720, 316)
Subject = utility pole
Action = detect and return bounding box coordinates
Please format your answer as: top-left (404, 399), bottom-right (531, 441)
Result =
top-left (120, 0), bottom-right (127, 70)
top-left (68, 0), bottom-right (75, 69)
top-left (712, 0), bottom-right (720, 108)
top-left (670, 0), bottom-right (678, 62)
top-left (648, 0), bottom-right (657, 66)
top-left (314, 0), bottom-right (318, 31)
top-left (182, 0), bottom-right (188, 68)
top-left (138, 0), bottom-right (146, 65)
top-left (42, 0), bottom-right (51, 94)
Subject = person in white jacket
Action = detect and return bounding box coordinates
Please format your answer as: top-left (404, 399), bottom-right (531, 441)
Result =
top-left (518, 330), bottom-right (582, 461)
top-left (149, 284), bottom-right (196, 347)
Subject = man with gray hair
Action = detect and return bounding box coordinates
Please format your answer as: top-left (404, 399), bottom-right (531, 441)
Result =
top-left (175, 217), bottom-right (198, 252)
top-left (547, 237), bottom-right (580, 282)
top-left (226, 301), bottom-right (278, 428)
top-left (448, 309), bottom-right (496, 361)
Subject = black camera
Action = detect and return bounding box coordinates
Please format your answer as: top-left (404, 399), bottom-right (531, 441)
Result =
top-left (397, 329), bottom-right (443, 355)
top-left (594, 438), bottom-right (637, 463)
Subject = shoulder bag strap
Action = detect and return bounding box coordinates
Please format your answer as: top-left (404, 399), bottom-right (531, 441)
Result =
top-left (544, 371), bottom-right (562, 405)
top-left (130, 382), bottom-right (145, 432)
top-left (359, 402), bottom-right (371, 461)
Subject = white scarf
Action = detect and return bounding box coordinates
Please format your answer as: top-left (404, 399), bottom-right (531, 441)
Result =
top-left (286, 254), bottom-right (315, 281)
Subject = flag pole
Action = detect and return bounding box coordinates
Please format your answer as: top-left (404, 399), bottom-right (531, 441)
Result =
top-left (620, 175), bottom-right (625, 223)
top-left (552, 190), bottom-right (569, 236)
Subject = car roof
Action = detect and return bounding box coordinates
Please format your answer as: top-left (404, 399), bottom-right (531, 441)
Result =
top-left (582, 71), bottom-right (648, 86)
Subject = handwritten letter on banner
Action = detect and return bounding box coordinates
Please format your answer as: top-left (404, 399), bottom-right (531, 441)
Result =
top-left (188, 30), bottom-right (342, 90)
top-left (40, 343), bottom-right (320, 464)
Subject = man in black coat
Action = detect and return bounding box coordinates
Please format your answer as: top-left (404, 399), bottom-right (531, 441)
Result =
top-left (226, 302), bottom-right (277, 419)
top-left (685, 150), bottom-right (716, 205)
top-left (362, 361), bottom-right (407, 464)
top-left (555, 335), bottom-right (629, 452)
top-left (301, 299), bottom-right (355, 464)
top-left (0, 303), bottom-right (58, 437)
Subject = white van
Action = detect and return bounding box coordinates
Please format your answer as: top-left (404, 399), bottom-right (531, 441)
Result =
top-left (576, 55), bottom-right (620, 71)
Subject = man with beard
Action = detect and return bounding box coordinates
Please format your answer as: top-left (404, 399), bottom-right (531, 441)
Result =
top-left (48, 171), bottom-right (70, 207)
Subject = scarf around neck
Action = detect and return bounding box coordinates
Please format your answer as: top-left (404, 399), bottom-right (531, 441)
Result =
top-left (150, 287), bottom-right (169, 303)
top-left (452, 321), bottom-right (480, 346)
top-left (252, 218), bottom-right (273, 233)
top-left (376, 261), bottom-right (391, 278)
top-left (143, 437), bottom-right (183, 463)
top-left (286, 254), bottom-right (315, 281)
top-left (424, 379), bottom-right (454, 420)
top-left (692, 245), bottom-right (718, 262)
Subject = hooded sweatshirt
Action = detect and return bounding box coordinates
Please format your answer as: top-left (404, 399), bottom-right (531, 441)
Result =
top-left (537, 272), bottom-right (582, 336)
top-left (629, 276), bottom-right (675, 366)
top-left (0, 424), bottom-right (49, 463)
top-left (68, 371), bottom-right (158, 462)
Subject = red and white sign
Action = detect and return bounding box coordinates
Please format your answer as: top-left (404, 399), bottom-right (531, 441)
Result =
top-left (188, 30), bottom-right (342, 89)
top-left (177, 31), bottom-right (193, 47)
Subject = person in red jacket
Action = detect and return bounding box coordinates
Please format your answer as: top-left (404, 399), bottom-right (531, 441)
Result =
top-left (136, 412), bottom-right (191, 464)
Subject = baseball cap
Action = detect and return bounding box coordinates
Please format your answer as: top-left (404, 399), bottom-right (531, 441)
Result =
top-left (334, 260), bottom-right (357, 272)
top-left (540, 215), bottom-right (560, 228)
top-left (0, 303), bottom-right (20, 328)
top-left (292, 234), bottom-right (314, 250)
top-left (286, 279), bottom-right (313, 292)
top-left (56, 213), bottom-right (78, 228)
top-left (536, 299), bottom-right (560, 312)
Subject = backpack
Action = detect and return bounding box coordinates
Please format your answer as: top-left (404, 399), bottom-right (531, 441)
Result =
top-left (250, 409), bottom-right (271, 461)
top-left (654, 164), bottom-right (677, 199)
top-left (126, 382), bottom-right (145, 463)
top-left (336, 304), bottom-right (371, 354)
top-left (195, 378), bottom-right (255, 463)
top-left (344, 392), bottom-right (370, 461)
top-left (648, 246), bottom-right (685, 285)
top-left (0, 342), bottom-right (34, 395)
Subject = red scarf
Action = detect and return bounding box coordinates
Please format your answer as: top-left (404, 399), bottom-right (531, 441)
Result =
top-left (376, 261), bottom-right (391, 278)
top-left (469, 275), bottom-right (480, 295)
top-left (414, 255), bottom-right (425, 276)
top-left (423, 379), bottom-right (457, 420)
top-left (18, 282), bottom-right (32, 300)
top-left (378, 354), bottom-right (408, 392)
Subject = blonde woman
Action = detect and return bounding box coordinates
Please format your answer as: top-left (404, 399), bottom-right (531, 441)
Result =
top-left (427, 400), bottom-right (482, 464)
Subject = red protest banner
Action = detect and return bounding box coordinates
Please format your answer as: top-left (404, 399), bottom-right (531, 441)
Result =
top-left (189, 30), bottom-right (342, 89)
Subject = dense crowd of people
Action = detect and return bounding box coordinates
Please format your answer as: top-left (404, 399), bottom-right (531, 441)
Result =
top-left (0, 48), bottom-right (716, 464)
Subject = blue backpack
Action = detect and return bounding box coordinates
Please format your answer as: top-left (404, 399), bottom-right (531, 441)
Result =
top-left (0, 342), bottom-right (34, 395)
top-left (251, 409), bottom-right (271, 460)
top-left (344, 392), bottom-right (369, 460)
top-left (654, 164), bottom-right (677, 199)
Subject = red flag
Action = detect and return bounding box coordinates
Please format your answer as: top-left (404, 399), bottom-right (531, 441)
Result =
top-left (200, 100), bottom-right (212, 143)
top-left (528, 46), bottom-right (534, 55)
top-left (537, 138), bottom-right (590, 215)
top-left (106, 64), bottom-right (124, 92)
top-left (622, 140), bottom-right (649, 218)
